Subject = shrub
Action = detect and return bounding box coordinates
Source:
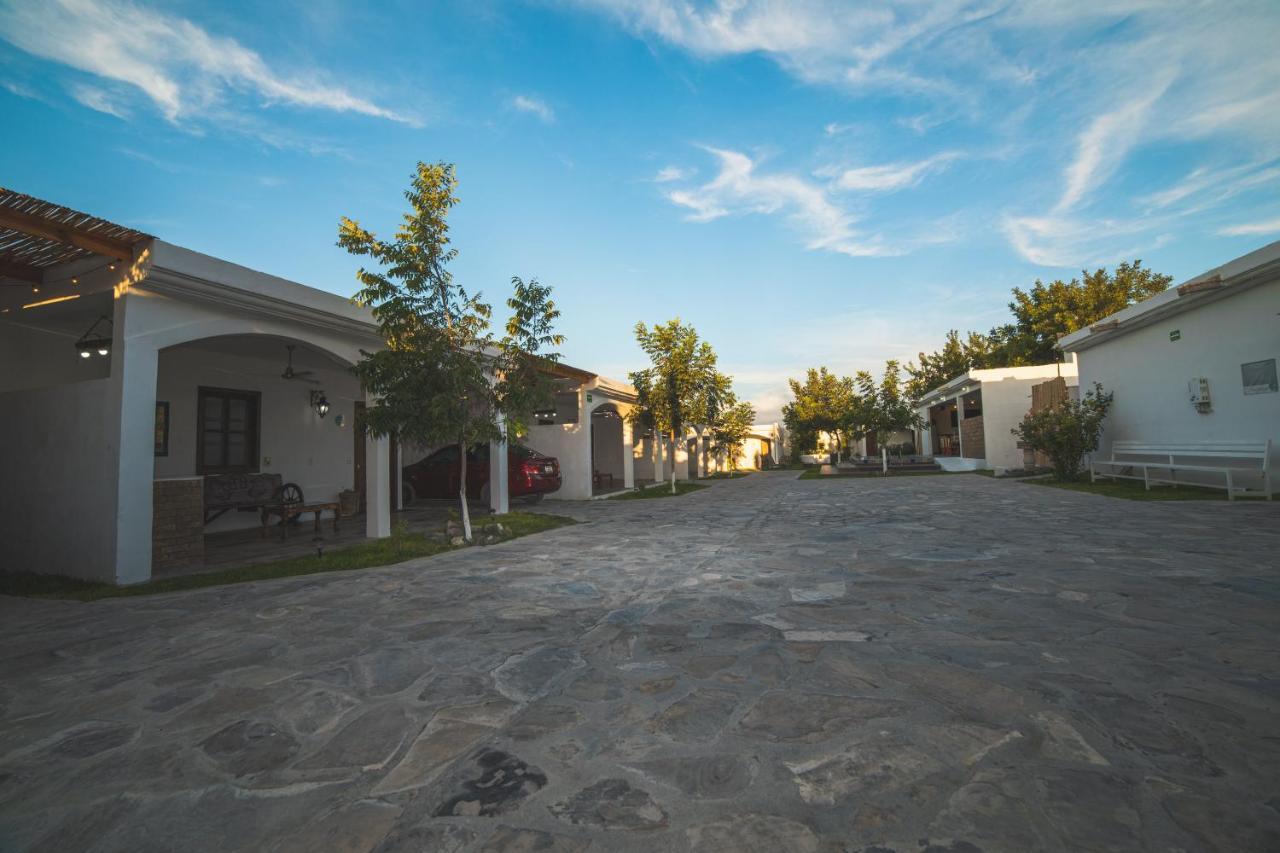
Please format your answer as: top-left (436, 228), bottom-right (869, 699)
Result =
top-left (1012, 383), bottom-right (1113, 482)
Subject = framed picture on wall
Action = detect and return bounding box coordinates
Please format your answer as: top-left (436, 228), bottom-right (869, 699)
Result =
top-left (155, 401), bottom-right (170, 457)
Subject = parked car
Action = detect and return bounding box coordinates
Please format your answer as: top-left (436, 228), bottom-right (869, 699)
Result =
top-left (402, 443), bottom-right (561, 504)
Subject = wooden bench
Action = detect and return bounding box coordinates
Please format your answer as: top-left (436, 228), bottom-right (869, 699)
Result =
top-left (203, 473), bottom-right (282, 524)
top-left (1091, 440), bottom-right (1272, 500)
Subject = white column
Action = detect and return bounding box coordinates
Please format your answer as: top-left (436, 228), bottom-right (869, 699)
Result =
top-left (366, 430), bottom-right (391, 539)
top-left (622, 418), bottom-right (635, 489)
top-left (393, 439), bottom-right (403, 511)
top-left (489, 412), bottom-right (509, 515)
top-left (691, 427), bottom-right (704, 478)
top-left (654, 431), bottom-right (665, 481)
top-left (109, 293), bottom-right (158, 585)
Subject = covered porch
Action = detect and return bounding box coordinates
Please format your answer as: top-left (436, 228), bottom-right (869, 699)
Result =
top-left (521, 365), bottom-right (637, 499)
top-left (918, 379), bottom-right (987, 470)
top-left (0, 190), bottom-right (394, 585)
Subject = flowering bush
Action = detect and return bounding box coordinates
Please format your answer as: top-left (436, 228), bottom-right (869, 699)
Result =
top-left (1012, 383), bottom-right (1113, 481)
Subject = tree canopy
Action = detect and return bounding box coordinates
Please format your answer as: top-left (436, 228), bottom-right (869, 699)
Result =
top-left (629, 319), bottom-right (719, 493)
top-left (905, 260), bottom-right (1171, 401)
top-left (782, 367), bottom-right (855, 458)
top-left (854, 360), bottom-right (922, 452)
top-left (339, 161), bottom-right (563, 538)
top-left (710, 397), bottom-right (757, 473)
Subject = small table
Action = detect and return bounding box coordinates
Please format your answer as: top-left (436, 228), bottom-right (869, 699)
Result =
top-left (260, 502), bottom-right (340, 541)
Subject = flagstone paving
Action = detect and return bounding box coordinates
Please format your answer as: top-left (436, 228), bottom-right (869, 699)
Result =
top-left (2, 472), bottom-right (1279, 852)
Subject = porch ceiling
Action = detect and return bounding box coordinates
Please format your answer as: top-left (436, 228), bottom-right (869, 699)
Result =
top-left (0, 188), bottom-right (152, 277)
top-left (0, 188), bottom-right (153, 317)
top-left (170, 335), bottom-right (353, 371)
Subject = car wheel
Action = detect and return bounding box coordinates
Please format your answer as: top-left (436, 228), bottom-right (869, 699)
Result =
top-left (479, 482), bottom-right (491, 505)
top-left (401, 481), bottom-right (416, 507)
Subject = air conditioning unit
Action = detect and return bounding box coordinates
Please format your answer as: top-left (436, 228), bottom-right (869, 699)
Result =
top-left (1187, 377), bottom-right (1211, 413)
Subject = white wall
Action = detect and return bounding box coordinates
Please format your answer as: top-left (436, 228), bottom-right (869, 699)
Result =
top-left (978, 374), bottom-right (1079, 473)
top-left (525, 387), bottom-right (592, 499)
top-left (633, 435), bottom-right (657, 482)
top-left (0, 321), bottom-right (111, 392)
top-left (0, 379), bottom-right (119, 580)
top-left (1075, 279), bottom-right (1280, 489)
top-left (155, 345), bottom-right (363, 532)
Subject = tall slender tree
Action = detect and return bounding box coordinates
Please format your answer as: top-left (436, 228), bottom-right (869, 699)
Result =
top-left (629, 319), bottom-right (719, 494)
top-left (710, 397), bottom-right (757, 475)
top-left (339, 162), bottom-right (563, 540)
top-left (855, 361), bottom-right (923, 474)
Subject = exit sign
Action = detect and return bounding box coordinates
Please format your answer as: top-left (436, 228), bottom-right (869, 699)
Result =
top-left (1169, 329), bottom-right (1181, 341)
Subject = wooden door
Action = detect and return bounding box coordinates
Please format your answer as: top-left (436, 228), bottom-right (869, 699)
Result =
top-left (354, 401), bottom-right (366, 511)
top-left (865, 432), bottom-right (878, 457)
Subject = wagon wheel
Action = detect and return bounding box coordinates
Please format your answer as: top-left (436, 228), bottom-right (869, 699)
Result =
top-left (275, 482), bottom-right (305, 526)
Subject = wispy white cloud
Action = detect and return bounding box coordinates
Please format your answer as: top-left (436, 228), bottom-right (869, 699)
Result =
top-left (652, 165), bottom-right (693, 182)
top-left (577, 1), bottom-right (1280, 266)
top-left (829, 152), bottom-right (959, 192)
top-left (1054, 76), bottom-right (1172, 213)
top-left (1140, 162), bottom-right (1280, 212)
top-left (666, 147), bottom-right (894, 257)
top-left (68, 82), bottom-right (129, 118)
top-left (512, 94), bottom-right (555, 123)
top-left (1217, 218), bottom-right (1280, 237)
top-left (0, 0), bottom-right (413, 125)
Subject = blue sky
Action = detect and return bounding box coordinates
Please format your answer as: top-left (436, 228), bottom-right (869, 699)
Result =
top-left (3, 0), bottom-right (1278, 421)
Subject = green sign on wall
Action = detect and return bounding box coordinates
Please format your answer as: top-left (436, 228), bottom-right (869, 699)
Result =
top-left (1169, 329), bottom-right (1181, 341)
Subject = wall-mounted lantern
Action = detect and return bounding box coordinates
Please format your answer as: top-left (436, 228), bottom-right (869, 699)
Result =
top-left (310, 390), bottom-right (330, 418)
top-left (74, 315), bottom-right (113, 359)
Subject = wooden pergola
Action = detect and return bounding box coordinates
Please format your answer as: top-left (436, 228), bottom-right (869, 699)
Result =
top-left (0, 188), bottom-right (153, 288)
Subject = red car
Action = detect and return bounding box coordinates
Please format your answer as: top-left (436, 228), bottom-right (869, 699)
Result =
top-left (402, 444), bottom-right (561, 504)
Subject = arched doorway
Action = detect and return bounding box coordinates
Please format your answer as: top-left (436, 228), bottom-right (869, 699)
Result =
top-left (590, 403), bottom-right (626, 494)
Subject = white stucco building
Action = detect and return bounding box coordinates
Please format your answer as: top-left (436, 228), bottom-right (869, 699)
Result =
top-left (916, 361), bottom-right (1079, 473)
top-left (519, 366), bottom-right (638, 499)
top-left (0, 191), bottom-right (400, 585)
top-left (1059, 241), bottom-right (1279, 492)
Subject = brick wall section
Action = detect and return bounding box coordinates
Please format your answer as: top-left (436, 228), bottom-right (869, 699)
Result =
top-left (960, 414), bottom-right (986, 459)
top-left (152, 478), bottom-right (204, 573)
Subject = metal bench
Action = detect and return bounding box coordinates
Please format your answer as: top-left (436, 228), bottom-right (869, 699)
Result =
top-left (1091, 440), bottom-right (1272, 500)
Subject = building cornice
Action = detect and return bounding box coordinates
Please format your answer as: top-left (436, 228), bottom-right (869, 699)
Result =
top-left (1060, 254), bottom-right (1280, 353)
top-left (142, 264), bottom-right (383, 345)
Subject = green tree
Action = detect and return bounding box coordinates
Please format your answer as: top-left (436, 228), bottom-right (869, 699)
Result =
top-left (782, 367), bottom-right (856, 461)
top-left (855, 360), bottom-right (924, 473)
top-left (710, 397), bottom-right (756, 474)
top-left (989, 261), bottom-right (1172, 365)
top-left (629, 319), bottom-right (719, 494)
top-left (339, 162), bottom-right (563, 540)
top-left (905, 330), bottom-right (993, 401)
top-left (1012, 383), bottom-right (1113, 482)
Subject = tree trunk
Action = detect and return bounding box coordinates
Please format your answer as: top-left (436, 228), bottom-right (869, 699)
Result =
top-left (458, 440), bottom-right (472, 541)
top-left (881, 444), bottom-right (888, 476)
top-left (670, 429), bottom-right (678, 494)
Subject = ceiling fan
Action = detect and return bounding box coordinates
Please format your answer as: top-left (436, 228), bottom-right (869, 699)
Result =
top-left (281, 344), bottom-right (319, 384)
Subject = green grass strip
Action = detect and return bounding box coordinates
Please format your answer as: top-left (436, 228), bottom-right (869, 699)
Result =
top-left (610, 481), bottom-right (709, 499)
top-left (0, 511), bottom-right (576, 602)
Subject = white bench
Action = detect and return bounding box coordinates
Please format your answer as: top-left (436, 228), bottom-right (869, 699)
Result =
top-left (1091, 440), bottom-right (1272, 501)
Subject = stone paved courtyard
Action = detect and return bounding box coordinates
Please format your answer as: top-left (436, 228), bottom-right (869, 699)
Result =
top-left (2, 472), bottom-right (1279, 852)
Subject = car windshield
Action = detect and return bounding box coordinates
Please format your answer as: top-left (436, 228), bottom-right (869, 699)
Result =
top-left (509, 444), bottom-right (539, 459)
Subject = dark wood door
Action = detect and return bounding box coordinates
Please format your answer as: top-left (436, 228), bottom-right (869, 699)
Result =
top-left (865, 432), bottom-right (878, 457)
top-left (354, 401), bottom-right (366, 511)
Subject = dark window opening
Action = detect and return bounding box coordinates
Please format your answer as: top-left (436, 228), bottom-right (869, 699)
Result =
top-left (197, 387), bottom-right (261, 474)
